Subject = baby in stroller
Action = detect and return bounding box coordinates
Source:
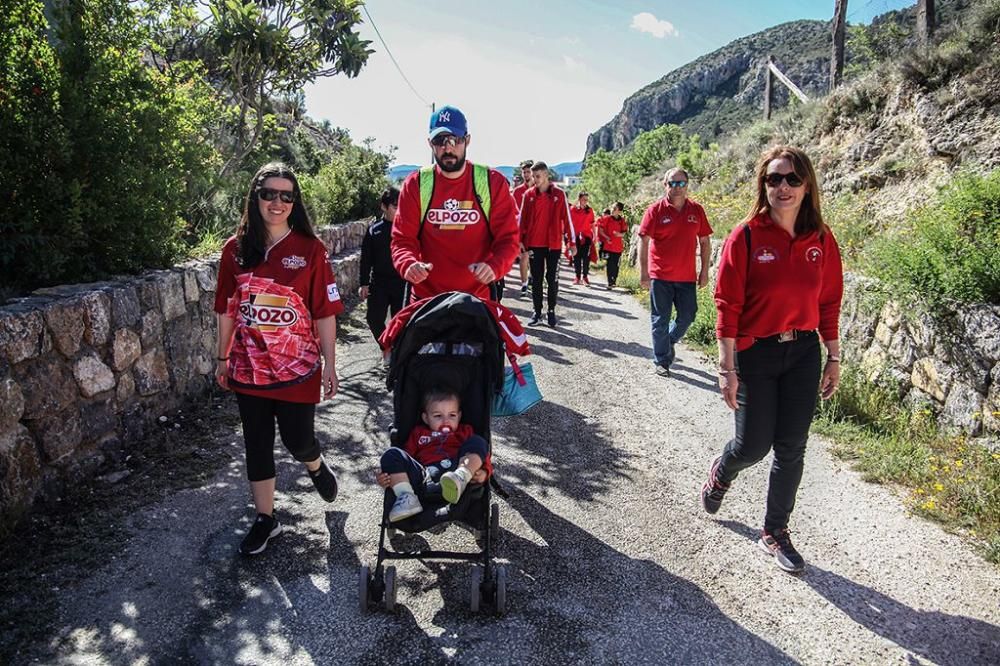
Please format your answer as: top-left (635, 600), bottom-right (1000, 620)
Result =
top-left (376, 388), bottom-right (492, 522)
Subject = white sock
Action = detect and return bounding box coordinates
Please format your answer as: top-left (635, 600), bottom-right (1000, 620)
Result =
top-left (392, 481), bottom-right (414, 497)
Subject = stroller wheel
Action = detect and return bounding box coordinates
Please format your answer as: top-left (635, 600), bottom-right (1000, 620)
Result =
top-left (469, 566), bottom-right (483, 613)
top-left (490, 503), bottom-right (500, 544)
top-left (495, 565), bottom-right (508, 616)
top-left (358, 565), bottom-right (370, 613)
top-left (384, 566), bottom-right (397, 611)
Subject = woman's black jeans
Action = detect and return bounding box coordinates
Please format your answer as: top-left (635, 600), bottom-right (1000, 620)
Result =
top-left (716, 331), bottom-right (821, 532)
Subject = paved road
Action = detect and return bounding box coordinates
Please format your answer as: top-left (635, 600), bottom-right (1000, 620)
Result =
top-left (12, 263), bottom-right (1000, 665)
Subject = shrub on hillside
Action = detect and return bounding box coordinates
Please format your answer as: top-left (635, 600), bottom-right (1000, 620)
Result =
top-left (299, 139), bottom-right (391, 225)
top-left (1, 0), bottom-right (219, 293)
top-left (867, 170), bottom-right (1000, 306)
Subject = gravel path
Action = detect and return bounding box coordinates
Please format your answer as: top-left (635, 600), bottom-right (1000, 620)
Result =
top-left (11, 263), bottom-right (1000, 665)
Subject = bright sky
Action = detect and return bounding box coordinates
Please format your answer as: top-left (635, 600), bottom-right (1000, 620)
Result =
top-left (303, 0), bottom-right (914, 167)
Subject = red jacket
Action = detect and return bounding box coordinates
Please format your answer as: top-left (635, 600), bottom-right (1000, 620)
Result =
top-left (519, 185), bottom-right (575, 250)
top-left (391, 163), bottom-right (520, 301)
top-left (569, 205), bottom-right (596, 241)
top-left (512, 183), bottom-right (530, 213)
top-left (404, 423), bottom-right (493, 476)
top-left (714, 214), bottom-right (844, 351)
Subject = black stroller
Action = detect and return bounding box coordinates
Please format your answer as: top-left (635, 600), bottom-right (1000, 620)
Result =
top-left (359, 291), bottom-right (509, 615)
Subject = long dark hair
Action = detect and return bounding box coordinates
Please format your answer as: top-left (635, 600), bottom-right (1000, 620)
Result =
top-left (236, 162), bottom-right (317, 268)
top-left (745, 146), bottom-right (827, 237)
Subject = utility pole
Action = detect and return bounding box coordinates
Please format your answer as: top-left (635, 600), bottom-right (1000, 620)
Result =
top-left (764, 56), bottom-right (772, 119)
top-left (830, 0), bottom-right (848, 91)
top-left (917, 0), bottom-right (935, 45)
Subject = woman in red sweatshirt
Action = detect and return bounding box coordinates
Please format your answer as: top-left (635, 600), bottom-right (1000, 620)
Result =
top-left (701, 146), bottom-right (843, 574)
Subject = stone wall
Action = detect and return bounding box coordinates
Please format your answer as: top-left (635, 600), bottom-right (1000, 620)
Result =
top-left (840, 274), bottom-right (1000, 443)
top-left (0, 221), bottom-right (368, 526)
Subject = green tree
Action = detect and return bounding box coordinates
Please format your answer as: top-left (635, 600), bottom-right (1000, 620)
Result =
top-left (152, 0), bottom-right (374, 177)
top-left (0, 0), bottom-right (220, 291)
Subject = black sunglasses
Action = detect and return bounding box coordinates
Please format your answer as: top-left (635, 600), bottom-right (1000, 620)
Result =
top-left (430, 134), bottom-right (467, 148)
top-left (764, 172), bottom-right (804, 188)
top-left (258, 187), bottom-right (296, 203)
top-left (667, 180), bottom-right (688, 188)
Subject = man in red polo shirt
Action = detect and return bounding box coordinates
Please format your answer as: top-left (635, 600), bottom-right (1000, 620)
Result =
top-left (392, 105), bottom-right (520, 303)
top-left (569, 191), bottom-right (596, 286)
top-left (639, 168), bottom-right (712, 376)
top-left (512, 159), bottom-right (534, 296)
top-left (519, 161), bottom-right (575, 327)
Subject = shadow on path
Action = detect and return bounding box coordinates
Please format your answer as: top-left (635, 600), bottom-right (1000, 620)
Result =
top-left (718, 520), bottom-right (1000, 664)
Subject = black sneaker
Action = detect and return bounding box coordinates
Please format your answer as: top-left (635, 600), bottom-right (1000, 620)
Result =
top-left (240, 513), bottom-right (281, 556)
top-left (308, 456), bottom-right (338, 502)
top-left (520, 284), bottom-right (528, 296)
top-left (547, 311), bottom-right (556, 327)
top-left (528, 312), bottom-right (542, 326)
top-left (759, 528), bottom-right (805, 573)
top-left (655, 364), bottom-right (671, 377)
top-left (700, 456), bottom-right (729, 514)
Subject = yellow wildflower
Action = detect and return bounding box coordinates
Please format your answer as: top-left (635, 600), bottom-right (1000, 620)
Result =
top-left (954, 460), bottom-right (963, 468)
top-left (934, 483), bottom-right (944, 492)
top-left (922, 499), bottom-right (936, 510)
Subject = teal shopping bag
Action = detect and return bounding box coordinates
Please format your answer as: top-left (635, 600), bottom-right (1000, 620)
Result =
top-left (492, 358), bottom-right (542, 416)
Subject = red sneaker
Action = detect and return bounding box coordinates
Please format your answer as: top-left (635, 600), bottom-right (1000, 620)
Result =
top-left (582, 277), bottom-right (590, 286)
top-left (572, 278), bottom-right (580, 285)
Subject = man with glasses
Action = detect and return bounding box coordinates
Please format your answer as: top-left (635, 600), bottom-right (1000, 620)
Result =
top-left (391, 105), bottom-right (519, 303)
top-left (639, 168), bottom-right (713, 377)
top-left (519, 161), bottom-right (575, 327)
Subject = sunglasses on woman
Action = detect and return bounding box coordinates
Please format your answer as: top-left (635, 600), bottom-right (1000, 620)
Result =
top-left (258, 187), bottom-right (296, 203)
top-left (764, 172), bottom-right (804, 188)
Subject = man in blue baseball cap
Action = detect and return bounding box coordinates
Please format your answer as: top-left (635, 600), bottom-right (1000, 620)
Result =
top-left (391, 105), bottom-right (520, 303)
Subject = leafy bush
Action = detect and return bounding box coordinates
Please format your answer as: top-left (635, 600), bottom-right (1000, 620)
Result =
top-left (300, 139), bottom-right (392, 225)
top-left (867, 170), bottom-right (1000, 306)
top-left (1, 0), bottom-right (219, 291)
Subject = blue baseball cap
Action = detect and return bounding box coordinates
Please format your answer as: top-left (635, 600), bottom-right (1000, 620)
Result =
top-left (428, 105), bottom-right (468, 138)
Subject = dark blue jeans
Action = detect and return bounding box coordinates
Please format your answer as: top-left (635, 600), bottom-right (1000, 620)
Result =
top-left (649, 279), bottom-right (697, 368)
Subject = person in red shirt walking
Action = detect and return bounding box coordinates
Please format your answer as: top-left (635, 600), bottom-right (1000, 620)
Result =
top-left (639, 168), bottom-right (713, 376)
top-left (214, 162), bottom-right (343, 556)
top-left (512, 159), bottom-right (534, 296)
top-left (702, 146), bottom-right (844, 574)
top-left (391, 105), bottom-right (519, 303)
top-left (519, 161), bottom-right (576, 327)
top-left (598, 201), bottom-right (629, 289)
top-left (569, 191), bottom-right (596, 286)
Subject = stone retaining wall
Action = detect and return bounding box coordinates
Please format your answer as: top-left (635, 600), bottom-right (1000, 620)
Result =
top-left (839, 274), bottom-right (1000, 444)
top-left (0, 221), bottom-right (368, 526)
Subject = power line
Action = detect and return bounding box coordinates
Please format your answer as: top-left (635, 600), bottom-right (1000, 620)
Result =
top-left (361, 5), bottom-right (432, 109)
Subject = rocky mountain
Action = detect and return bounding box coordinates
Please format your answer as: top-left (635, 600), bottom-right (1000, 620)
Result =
top-left (586, 0), bottom-right (974, 156)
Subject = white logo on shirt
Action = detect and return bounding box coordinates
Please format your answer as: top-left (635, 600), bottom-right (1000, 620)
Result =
top-left (326, 283), bottom-right (340, 302)
top-left (282, 255), bottom-right (307, 270)
top-left (806, 246), bottom-right (823, 263)
top-left (443, 198), bottom-right (460, 211)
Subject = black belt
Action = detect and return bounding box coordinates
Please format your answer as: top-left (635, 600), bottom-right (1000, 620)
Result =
top-left (756, 329), bottom-right (817, 343)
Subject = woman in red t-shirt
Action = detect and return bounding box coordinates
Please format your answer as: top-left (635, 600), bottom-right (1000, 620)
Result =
top-left (598, 201), bottom-right (628, 289)
top-left (214, 162), bottom-right (345, 556)
top-left (701, 146), bottom-right (843, 574)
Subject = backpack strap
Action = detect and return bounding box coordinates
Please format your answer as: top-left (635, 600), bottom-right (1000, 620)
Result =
top-left (473, 163), bottom-right (491, 222)
top-left (742, 223), bottom-right (751, 280)
top-left (417, 166), bottom-right (435, 238)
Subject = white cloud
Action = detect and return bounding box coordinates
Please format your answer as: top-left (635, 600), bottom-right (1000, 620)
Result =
top-left (630, 12), bottom-right (678, 39)
top-left (562, 55), bottom-right (585, 72)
